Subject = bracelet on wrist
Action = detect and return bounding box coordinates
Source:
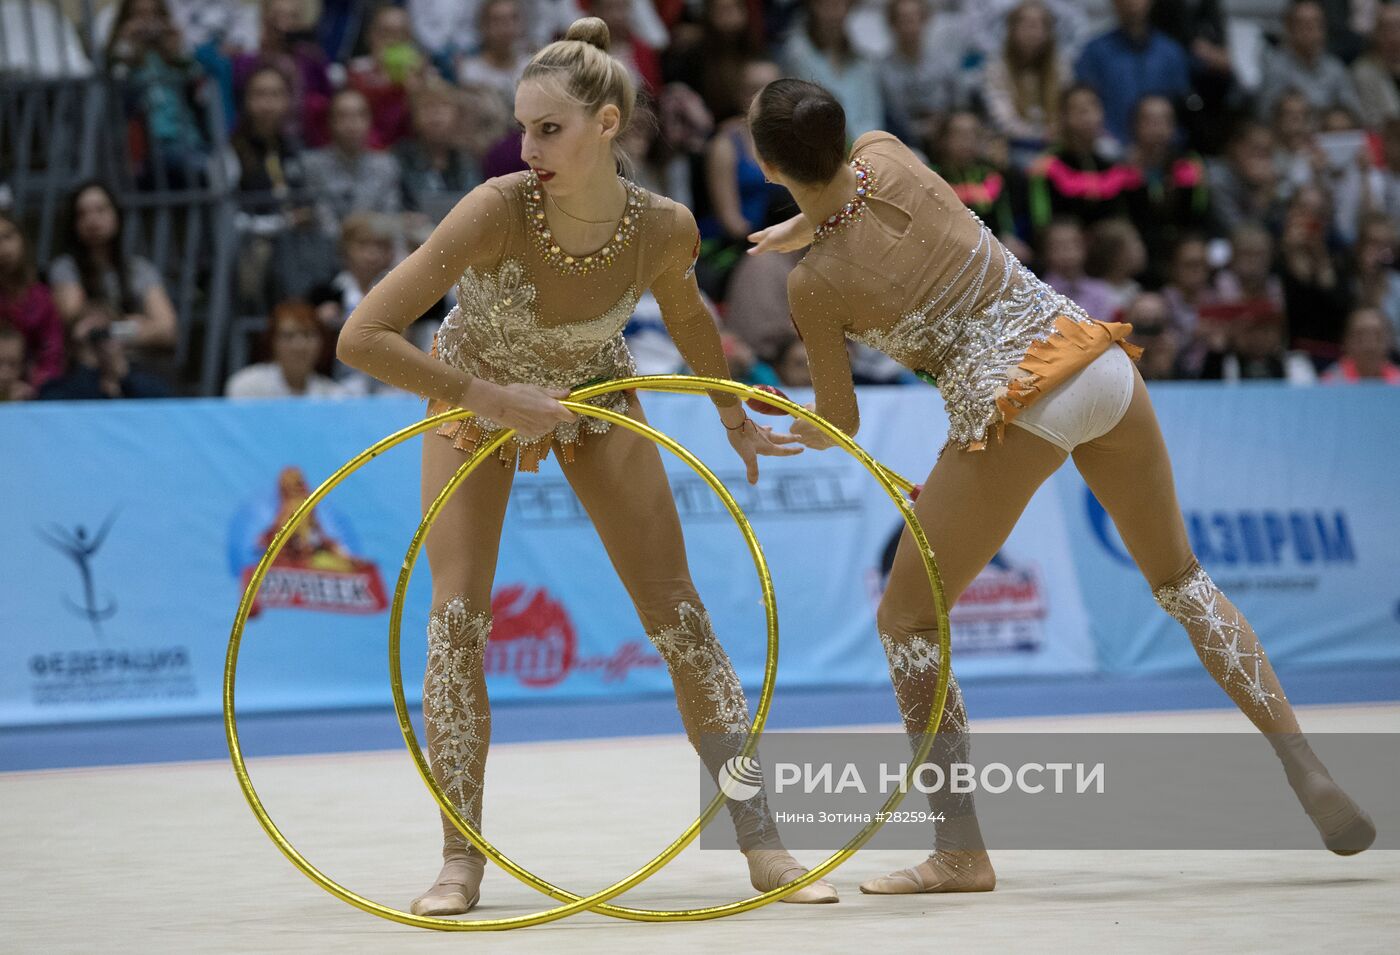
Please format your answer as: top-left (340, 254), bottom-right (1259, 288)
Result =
top-left (724, 416), bottom-right (750, 431)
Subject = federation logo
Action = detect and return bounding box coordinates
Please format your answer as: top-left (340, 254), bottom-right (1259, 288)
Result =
top-left (229, 466), bottom-right (388, 616)
top-left (717, 755), bottom-right (764, 802)
top-left (36, 510), bottom-right (120, 639)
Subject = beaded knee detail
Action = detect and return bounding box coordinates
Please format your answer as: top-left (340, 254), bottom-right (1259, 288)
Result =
top-left (1153, 563), bottom-right (1288, 723)
top-left (646, 601), bottom-right (780, 850)
top-left (646, 602), bottom-right (752, 736)
top-left (424, 597), bottom-right (493, 855)
top-left (879, 631), bottom-right (969, 738)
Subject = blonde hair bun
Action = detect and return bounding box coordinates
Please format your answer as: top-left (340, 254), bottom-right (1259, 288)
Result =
top-left (564, 17), bottom-right (611, 52)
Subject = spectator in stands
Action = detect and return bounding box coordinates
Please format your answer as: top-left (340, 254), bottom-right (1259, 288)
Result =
top-left (1350, 3), bottom-right (1400, 128)
top-left (1257, 0), bottom-right (1365, 120)
top-left (408, 0), bottom-right (581, 64)
top-left (230, 66), bottom-right (337, 309)
top-left (1315, 106), bottom-right (1388, 246)
top-left (1378, 118), bottom-right (1400, 226)
top-left (0, 211), bottom-right (65, 390)
top-left (457, 0), bottom-right (531, 112)
top-left (39, 303), bottom-right (173, 399)
top-left (619, 92), bottom-right (687, 200)
top-left (930, 111), bottom-right (1026, 258)
top-left (232, 0), bottom-right (334, 147)
top-left (1121, 291), bottom-right (1181, 378)
top-left (1073, 0), bottom-right (1190, 146)
top-left (1197, 308), bottom-right (1317, 384)
top-left (326, 212), bottom-right (395, 326)
top-left (1350, 212), bottom-right (1400, 342)
top-left (1271, 89), bottom-right (1326, 194)
top-left (93, 0), bottom-right (262, 54)
top-left (49, 183), bottom-right (180, 371)
top-left (1321, 306), bottom-right (1400, 382)
top-left (347, 2), bottom-right (433, 151)
top-left (397, 81), bottom-right (484, 228)
top-left (1213, 223), bottom-right (1286, 317)
top-left (720, 331), bottom-right (780, 386)
top-left (1159, 233), bottom-right (1214, 375)
top-left (344, 5), bottom-right (424, 146)
top-left (229, 63), bottom-right (307, 197)
top-left (591, 0), bottom-right (663, 93)
top-left (723, 248), bottom-right (804, 363)
top-left (1024, 85), bottom-right (1129, 239)
top-left (782, 0), bottom-right (884, 137)
top-left (1121, 95), bottom-right (1210, 286)
top-left (693, 60), bottom-right (783, 297)
top-left (0, 322), bottom-right (33, 401)
top-left (702, 60), bottom-right (786, 246)
top-left (1208, 121), bottom-right (1289, 235)
top-left (773, 335), bottom-right (812, 387)
top-left (303, 88), bottom-right (404, 239)
top-left (1039, 217), bottom-right (1118, 322)
top-left (663, 0), bottom-right (766, 122)
top-left (106, 0), bottom-right (211, 188)
top-left (1148, 0), bottom-right (1233, 152)
top-left (980, 0), bottom-right (1068, 167)
top-left (225, 299), bottom-right (347, 397)
top-left (1085, 217), bottom-right (1147, 314)
top-left (953, 0), bottom-right (1091, 67)
top-left (1280, 183), bottom-right (1351, 366)
top-left (879, 0), bottom-right (961, 147)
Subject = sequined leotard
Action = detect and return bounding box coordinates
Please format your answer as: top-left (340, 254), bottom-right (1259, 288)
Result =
top-left (788, 130), bottom-right (1140, 451)
top-left (342, 170), bottom-right (735, 470)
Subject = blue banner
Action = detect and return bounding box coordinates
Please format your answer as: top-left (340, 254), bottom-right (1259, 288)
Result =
top-left (1054, 382), bottom-right (1400, 675)
top-left (1, 384), bottom-right (1395, 727)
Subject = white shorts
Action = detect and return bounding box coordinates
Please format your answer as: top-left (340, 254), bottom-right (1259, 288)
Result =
top-left (1008, 344), bottom-right (1135, 453)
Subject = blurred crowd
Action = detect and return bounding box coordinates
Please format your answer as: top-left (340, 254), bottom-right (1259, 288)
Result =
top-left (2, 0), bottom-right (1400, 404)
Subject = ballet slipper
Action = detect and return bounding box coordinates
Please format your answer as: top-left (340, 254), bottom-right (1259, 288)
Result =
top-left (859, 850), bottom-right (996, 895)
top-left (409, 853), bottom-right (485, 916)
top-left (745, 848), bottom-right (840, 903)
top-left (1272, 734), bottom-right (1376, 855)
top-left (1295, 771), bottom-right (1377, 855)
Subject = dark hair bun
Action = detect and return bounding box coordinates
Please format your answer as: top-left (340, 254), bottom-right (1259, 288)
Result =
top-left (750, 78), bottom-right (848, 183)
top-left (792, 96), bottom-right (845, 151)
top-left (565, 17), bottom-right (611, 52)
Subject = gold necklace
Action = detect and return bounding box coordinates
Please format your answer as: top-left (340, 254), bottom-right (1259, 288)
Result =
top-left (812, 157), bottom-right (878, 244)
top-left (547, 189), bottom-right (622, 224)
top-left (523, 172), bottom-right (644, 276)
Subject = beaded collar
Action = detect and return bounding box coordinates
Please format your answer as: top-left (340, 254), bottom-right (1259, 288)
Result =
top-left (522, 172), bottom-right (645, 276)
top-left (812, 157), bottom-right (878, 244)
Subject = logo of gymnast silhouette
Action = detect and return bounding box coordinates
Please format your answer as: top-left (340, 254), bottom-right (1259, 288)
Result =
top-left (37, 510), bottom-right (120, 640)
top-left (231, 466), bottom-right (388, 616)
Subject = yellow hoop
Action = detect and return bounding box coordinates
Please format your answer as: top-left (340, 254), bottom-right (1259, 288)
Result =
top-left (223, 375), bottom-right (951, 931)
top-left (387, 377), bottom-right (952, 923)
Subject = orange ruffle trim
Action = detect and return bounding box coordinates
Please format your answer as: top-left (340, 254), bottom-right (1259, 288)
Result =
top-left (425, 389), bottom-right (607, 473)
top-left (426, 396), bottom-right (577, 473)
top-left (980, 315), bottom-right (1142, 450)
